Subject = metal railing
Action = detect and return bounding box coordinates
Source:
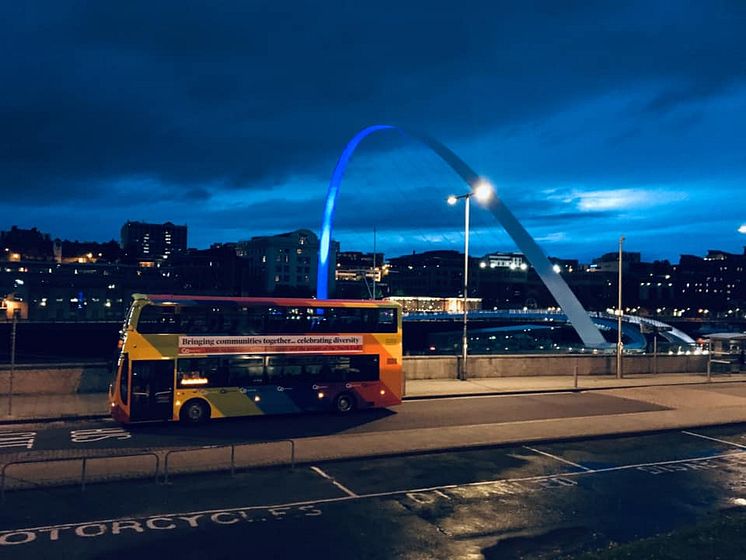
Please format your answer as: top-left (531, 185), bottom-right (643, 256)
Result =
top-left (1, 451), bottom-right (160, 501)
top-left (162, 439), bottom-right (295, 484)
top-left (1, 437), bottom-right (298, 501)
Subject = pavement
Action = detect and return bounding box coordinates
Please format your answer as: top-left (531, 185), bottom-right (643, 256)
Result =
top-left (2, 371), bottom-right (745, 423)
top-left (4, 371), bottom-right (746, 491)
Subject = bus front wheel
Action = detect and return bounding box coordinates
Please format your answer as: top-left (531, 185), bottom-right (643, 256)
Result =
top-left (334, 393), bottom-right (356, 414)
top-left (180, 399), bottom-right (211, 425)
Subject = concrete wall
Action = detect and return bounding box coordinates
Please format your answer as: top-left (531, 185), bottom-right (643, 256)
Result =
top-left (0, 363), bottom-right (112, 395)
top-left (403, 354), bottom-right (709, 380)
top-left (0, 354), bottom-right (709, 395)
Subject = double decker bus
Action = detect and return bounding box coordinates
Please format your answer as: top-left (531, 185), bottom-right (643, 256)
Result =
top-left (109, 294), bottom-right (402, 424)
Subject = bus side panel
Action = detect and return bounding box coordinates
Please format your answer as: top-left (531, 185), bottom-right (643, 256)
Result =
top-left (365, 333), bottom-right (403, 407)
top-left (175, 387), bottom-right (264, 419)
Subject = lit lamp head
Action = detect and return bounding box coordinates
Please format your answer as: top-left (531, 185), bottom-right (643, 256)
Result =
top-left (473, 180), bottom-right (494, 204)
top-left (738, 224), bottom-right (746, 234)
top-left (447, 195), bottom-right (458, 205)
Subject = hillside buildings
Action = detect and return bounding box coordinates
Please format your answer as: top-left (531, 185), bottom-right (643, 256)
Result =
top-left (1, 223), bottom-right (744, 322)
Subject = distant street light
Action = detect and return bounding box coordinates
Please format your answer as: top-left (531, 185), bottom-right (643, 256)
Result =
top-left (739, 224), bottom-right (746, 234)
top-left (447, 180), bottom-right (494, 380)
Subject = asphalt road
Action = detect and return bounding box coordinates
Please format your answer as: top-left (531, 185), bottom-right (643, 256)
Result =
top-left (3, 425), bottom-right (746, 559)
top-left (0, 391), bottom-right (666, 455)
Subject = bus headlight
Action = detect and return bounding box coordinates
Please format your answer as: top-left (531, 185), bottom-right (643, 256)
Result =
top-left (254, 395), bottom-right (261, 402)
top-left (317, 392), bottom-right (325, 399)
top-left (380, 390), bottom-right (386, 396)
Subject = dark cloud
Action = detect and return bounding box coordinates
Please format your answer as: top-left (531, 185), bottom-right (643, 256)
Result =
top-left (3, 1), bottom-right (745, 194)
top-left (1, 1), bottom-right (745, 259)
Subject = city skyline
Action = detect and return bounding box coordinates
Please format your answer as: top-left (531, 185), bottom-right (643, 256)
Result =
top-left (2, 2), bottom-right (745, 261)
top-left (1, 221), bottom-right (743, 267)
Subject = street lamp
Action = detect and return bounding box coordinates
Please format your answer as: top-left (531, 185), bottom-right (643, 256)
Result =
top-left (616, 235), bottom-right (625, 379)
top-left (447, 180), bottom-right (493, 380)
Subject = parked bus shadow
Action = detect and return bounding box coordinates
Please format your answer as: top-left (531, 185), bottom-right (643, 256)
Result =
top-left (126, 408), bottom-right (398, 446)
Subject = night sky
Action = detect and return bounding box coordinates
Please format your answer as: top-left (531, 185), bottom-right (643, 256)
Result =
top-left (2, 1), bottom-right (745, 262)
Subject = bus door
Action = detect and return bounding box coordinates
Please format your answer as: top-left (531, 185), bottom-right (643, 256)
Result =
top-left (130, 360), bottom-right (175, 421)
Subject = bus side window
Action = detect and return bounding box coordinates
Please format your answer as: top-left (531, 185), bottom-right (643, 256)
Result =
top-left (323, 356), bottom-right (348, 382)
top-left (177, 358), bottom-right (221, 387)
top-left (181, 307), bottom-right (209, 334)
top-left (227, 357), bottom-right (265, 386)
top-left (137, 305), bottom-right (179, 334)
top-left (377, 308), bottom-right (397, 333)
top-left (349, 355), bottom-right (379, 381)
top-left (237, 306), bottom-right (265, 335)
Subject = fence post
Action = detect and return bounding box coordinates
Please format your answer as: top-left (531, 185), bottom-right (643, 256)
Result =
top-left (7, 312), bottom-right (17, 417)
top-left (707, 339), bottom-right (712, 383)
top-left (163, 452), bottom-right (171, 485)
top-left (153, 454), bottom-right (160, 485)
top-left (573, 360), bottom-right (579, 389)
top-left (289, 440), bottom-right (295, 469)
top-left (230, 446), bottom-right (235, 477)
top-left (81, 457), bottom-right (87, 492)
top-left (1, 465), bottom-right (6, 502)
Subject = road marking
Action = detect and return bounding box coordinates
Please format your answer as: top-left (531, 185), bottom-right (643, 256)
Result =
top-left (0, 504), bottom-right (324, 546)
top-left (523, 445), bottom-right (592, 471)
top-left (309, 466), bottom-right (358, 497)
top-left (0, 432), bottom-right (36, 450)
top-left (681, 430), bottom-right (746, 449)
top-left (70, 428), bottom-right (131, 443)
top-left (6, 448), bottom-right (746, 542)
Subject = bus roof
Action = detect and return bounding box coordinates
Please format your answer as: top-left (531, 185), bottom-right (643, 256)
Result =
top-left (132, 294), bottom-right (400, 308)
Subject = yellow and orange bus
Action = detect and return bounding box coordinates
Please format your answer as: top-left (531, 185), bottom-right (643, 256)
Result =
top-left (109, 294), bottom-right (402, 424)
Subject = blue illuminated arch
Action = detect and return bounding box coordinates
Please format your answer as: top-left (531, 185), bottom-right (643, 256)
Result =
top-left (317, 125), bottom-right (608, 348)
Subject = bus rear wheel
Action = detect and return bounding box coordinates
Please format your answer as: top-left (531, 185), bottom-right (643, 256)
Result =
top-left (334, 393), bottom-right (356, 414)
top-left (180, 399), bottom-right (210, 425)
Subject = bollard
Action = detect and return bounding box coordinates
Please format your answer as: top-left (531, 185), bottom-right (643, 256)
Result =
top-left (574, 362), bottom-right (579, 389)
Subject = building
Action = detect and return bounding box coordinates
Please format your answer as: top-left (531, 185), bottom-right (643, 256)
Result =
top-left (590, 251), bottom-right (641, 273)
top-left (55, 239), bottom-right (123, 264)
top-left (168, 244), bottom-right (251, 295)
top-left (0, 226), bottom-right (53, 261)
top-left (237, 229), bottom-right (336, 297)
top-left (120, 221), bottom-right (187, 263)
top-left (335, 251), bottom-right (386, 299)
top-left (0, 259), bottom-right (174, 321)
top-left (387, 250), bottom-right (472, 298)
top-left (674, 250), bottom-right (746, 315)
top-left (387, 296), bottom-right (481, 314)
top-left (479, 252), bottom-right (527, 271)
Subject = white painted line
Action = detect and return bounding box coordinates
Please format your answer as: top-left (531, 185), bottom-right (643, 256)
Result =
top-left (681, 430), bottom-right (746, 449)
top-left (588, 450), bottom-right (746, 475)
top-left (0, 432), bottom-right (36, 450)
top-left (309, 466), bottom-right (358, 497)
top-left (523, 445), bottom-right (592, 471)
top-left (4, 449), bottom-right (746, 537)
top-left (406, 391), bottom-right (575, 403)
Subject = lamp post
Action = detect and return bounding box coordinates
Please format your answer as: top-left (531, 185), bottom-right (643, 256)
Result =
top-left (447, 181), bottom-right (493, 380)
top-left (616, 235), bottom-right (625, 379)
